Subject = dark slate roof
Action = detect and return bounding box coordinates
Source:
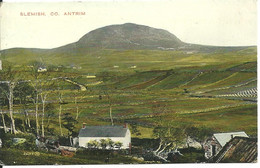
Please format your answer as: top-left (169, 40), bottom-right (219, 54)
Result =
top-left (78, 126), bottom-right (128, 137)
top-left (210, 137), bottom-right (257, 163)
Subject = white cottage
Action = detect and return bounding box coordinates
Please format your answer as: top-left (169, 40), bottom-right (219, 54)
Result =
top-left (204, 131), bottom-right (248, 159)
top-left (75, 124), bottom-right (131, 149)
top-left (37, 67), bottom-right (47, 72)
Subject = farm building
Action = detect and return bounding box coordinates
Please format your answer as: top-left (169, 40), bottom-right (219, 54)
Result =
top-left (203, 131), bottom-right (248, 159)
top-left (37, 67), bottom-right (47, 72)
top-left (74, 123), bottom-right (131, 149)
top-left (86, 75), bottom-right (96, 79)
top-left (209, 137), bottom-right (257, 163)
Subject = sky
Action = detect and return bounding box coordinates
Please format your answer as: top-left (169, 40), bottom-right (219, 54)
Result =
top-left (0, 0), bottom-right (257, 50)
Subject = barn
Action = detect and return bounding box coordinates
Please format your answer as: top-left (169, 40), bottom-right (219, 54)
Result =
top-left (209, 137), bottom-right (257, 163)
top-left (203, 131), bottom-right (248, 159)
top-left (75, 123), bottom-right (131, 149)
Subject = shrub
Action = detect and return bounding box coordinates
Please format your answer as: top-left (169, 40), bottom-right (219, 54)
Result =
top-left (1, 133), bottom-right (37, 150)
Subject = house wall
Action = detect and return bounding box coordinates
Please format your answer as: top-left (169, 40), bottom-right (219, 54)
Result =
top-left (204, 136), bottom-right (222, 159)
top-left (79, 129), bottom-right (131, 149)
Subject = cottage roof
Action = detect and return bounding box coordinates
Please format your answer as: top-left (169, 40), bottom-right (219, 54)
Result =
top-left (213, 131), bottom-right (248, 147)
top-left (78, 126), bottom-right (128, 137)
top-left (211, 137), bottom-right (257, 163)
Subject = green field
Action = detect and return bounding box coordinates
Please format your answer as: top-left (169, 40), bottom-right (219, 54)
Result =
top-left (0, 46), bottom-right (257, 164)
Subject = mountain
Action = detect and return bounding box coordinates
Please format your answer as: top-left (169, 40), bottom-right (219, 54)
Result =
top-left (54, 23), bottom-right (253, 52)
top-left (0, 23), bottom-right (256, 72)
top-left (76, 23), bottom-right (185, 50)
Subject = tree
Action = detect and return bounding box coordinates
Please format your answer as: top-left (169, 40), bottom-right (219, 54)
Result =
top-left (87, 140), bottom-right (100, 149)
top-left (28, 62), bottom-right (42, 136)
top-left (185, 125), bottom-right (213, 149)
top-left (100, 139), bottom-right (109, 149)
top-left (100, 75), bottom-right (115, 126)
top-left (0, 62), bottom-right (20, 134)
top-left (114, 141), bottom-right (123, 149)
top-left (38, 75), bottom-right (54, 137)
top-left (29, 62), bottom-right (54, 137)
top-left (14, 82), bottom-right (35, 104)
top-left (14, 82), bottom-right (35, 130)
top-left (62, 112), bottom-right (77, 136)
top-left (45, 103), bottom-right (55, 131)
top-left (0, 84), bottom-right (8, 107)
top-left (152, 106), bottom-right (185, 158)
top-left (72, 90), bottom-right (87, 121)
top-left (153, 125), bottom-right (184, 156)
top-left (58, 90), bottom-right (64, 136)
top-left (130, 123), bottom-right (141, 136)
top-left (0, 110), bottom-right (7, 133)
top-left (106, 138), bottom-right (115, 149)
top-left (103, 91), bottom-right (114, 126)
top-left (39, 88), bottom-right (49, 137)
top-left (0, 84), bottom-right (8, 133)
top-left (62, 112), bottom-right (78, 146)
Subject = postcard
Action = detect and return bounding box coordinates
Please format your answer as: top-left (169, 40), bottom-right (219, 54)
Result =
top-left (0, 0), bottom-right (257, 167)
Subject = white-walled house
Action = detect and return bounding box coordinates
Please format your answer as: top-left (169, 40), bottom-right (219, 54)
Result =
top-left (203, 131), bottom-right (248, 159)
top-left (37, 67), bottom-right (47, 72)
top-left (75, 124), bottom-right (131, 149)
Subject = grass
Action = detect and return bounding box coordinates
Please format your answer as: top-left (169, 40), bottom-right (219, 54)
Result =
top-left (181, 71), bottom-right (235, 89)
top-left (1, 46), bottom-right (257, 73)
top-left (0, 148), bottom-right (145, 165)
top-left (0, 46), bottom-right (257, 164)
top-left (178, 104), bottom-right (257, 136)
top-left (227, 61), bottom-right (257, 72)
top-left (148, 72), bottom-right (198, 89)
top-left (114, 71), bottom-right (167, 89)
top-left (206, 80), bottom-right (257, 95)
top-left (6, 79), bottom-right (256, 138)
top-left (196, 72), bottom-right (256, 91)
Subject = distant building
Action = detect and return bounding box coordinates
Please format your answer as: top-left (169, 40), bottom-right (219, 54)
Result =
top-left (203, 131), bottom-right (248, 159)
top-left (186, 51), bottom-right (194, 54)
top-left (209, 137), bottom-right (257, 163)
top-left (0, 60), bottom-right (2, 70)
top-left (86, 75), bottom-right (96, 79)
top-left (74, 123), bottom-right (131, 149)
top-left (130, 65), bottom-right (137, 69)
top-left (37, 67), bottom-right (47, 72)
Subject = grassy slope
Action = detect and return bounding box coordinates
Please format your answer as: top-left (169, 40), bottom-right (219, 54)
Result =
top-left (147, 72), bottom-right (198, 89)
top-left (0, 47), bottom-right (257, 139)
top-left (113, 71), bottom-right (167, 89)
top-left (207, 80), bottom-right (257, 95)
top-left (1, 47), bottom-right (256, 73)
top-left (194, 72), bottom-right (256, 91)
top-left (0, 148), bottom-right (144, 165)
top-left (180, 71), bottom-right (235, 89)
top-left (137, 104), bottom-right (257, 137)
top-left (180, 104), bottom-right (257, 135)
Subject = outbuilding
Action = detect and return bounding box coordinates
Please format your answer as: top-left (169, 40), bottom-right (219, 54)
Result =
top-left (209, 137), bottom-right (257, 163)
top-left (203, 131), bottom-right (248, 159)
top-left (75, 123), bottom-right (131, 149)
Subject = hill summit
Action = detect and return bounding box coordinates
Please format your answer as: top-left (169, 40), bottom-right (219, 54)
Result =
top-left (75, 23), bottom-right (185, 50)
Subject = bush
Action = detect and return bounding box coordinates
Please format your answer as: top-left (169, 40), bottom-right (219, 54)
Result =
top-left (58, 136), bottom-right (71, 146)
top-left (75, 148), bottom-right (112, 160)
top-left (1, 133), bottom-right (37, 150)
